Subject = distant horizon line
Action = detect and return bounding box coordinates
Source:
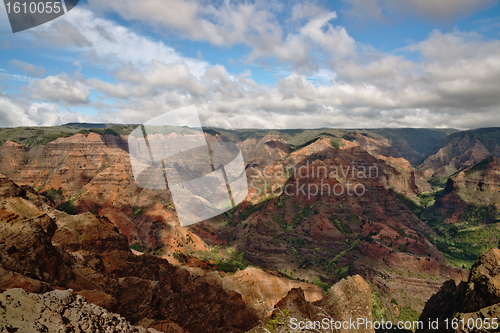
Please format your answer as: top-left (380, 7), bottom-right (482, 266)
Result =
top-left (2, 122), bottom-right (500, 133)
top-left (0, 122), bottom-right (481, 132)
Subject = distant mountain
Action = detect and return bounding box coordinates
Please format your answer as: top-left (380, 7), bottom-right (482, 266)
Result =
top-left (0, 124), bottom-right (137, 147)
top-left (211, 127), bottom-right (455, 164)
top-left (63, 122), bottom-right (110, 128)
top-left (369, 128), bottom-right (457, 165)
top-left (419, 127), bottom-right (500, 178)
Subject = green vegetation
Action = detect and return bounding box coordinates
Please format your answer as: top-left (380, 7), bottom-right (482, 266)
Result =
top-left (427, 177), bottom-right (448, 192)
top-left (329, 217), bottom-right (352, 236)
top-left (434, 222), bottom-right (500, 264)
top-left (397, 305), bottom-right (420, 325)
top-left (394, 192), bottom-right (424, 215)
top-left (77, 128), bottom-right (119, 137)
top-left (132, 207), bottom-right (143, 218)
top-left (172, 250), bottom-right (184, 261)
top-left (225, 194), bottom-right (279, 226)
top-left (371, 128), bottom-right (455, 156)
top-left (57, 195), bottom-right (78, 215)
top-left (312, 276), bottom-right (331, 293)
top-left (238, 201), bottom-right (267, 221)
top-left (331, 265), bottom-right (350, 281)
top-left (270, 201), bottom-right (320, 233)
top-left (216, 251), bottom-right (246, 273)
top-left (325, 240), bottom-right (359, 271)
top-left (370, 284), bottom-right (387, 322)
top-left (342, 133), bottom-right (356, 141)
top-left (200, 127), bottom-right (457, 158)
top-left (395, 175), bottom-right (500, 269)
top-left (129, 242), bottom-right (145, 252)
top-left (196, 245), bottom-right (247, 274)
top-left (41, 187), bottom-right (64, 204)
top-left (462, 204), bottom-right (497, 225)
top-left (264, 309), bottom-right (291, 332)
top-left (0, 124), bottom-right (138, 147)
top-left (291, 203), bottom-right (319, 228)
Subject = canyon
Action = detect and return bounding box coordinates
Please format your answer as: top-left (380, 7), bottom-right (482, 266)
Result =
top-left (0, 125), bottom-right (499, 331)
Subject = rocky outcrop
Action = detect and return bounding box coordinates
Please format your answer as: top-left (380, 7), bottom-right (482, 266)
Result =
top-left (199, 267), bottom-right (324, 316)
top-left (417, 248), bottom-right (500, 333)
top-left (314, 275), bottom-right (373, 331)
top-left (0, 128), bottom-right (477, 331)
top-left (462, 248), bottom-right (500, 312)
top-left (284, 138), bottom-right (429, 200)
top-left (249, 275), bottom-right (374, 333)
top-left (0, 288), bottom-right (162, 333)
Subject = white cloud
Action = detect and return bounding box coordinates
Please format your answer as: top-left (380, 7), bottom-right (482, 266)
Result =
top-left (342, 0), bottom-right (385, 22)
top-left (343, 0), bottom-right (498, 22)
top-left (116, 61), bottom-right (207, 96)
top-left (88, 0), bottom-right (282, 47)
top-left (28, 73), bottom-right (90, 104)
top-left (8, 60), bottom-right (47, 78)
top-left (0, 97), bottom-right (86, 127)
top-left (392, 0), bottom-right (498, 21)
top-left (86, 0), bottom-right (357, 73)
top-left (86, 78), bottom-right (134, 99)
top-left (336, 55), bottom-right (414, 82)
top-left (404, 29), bottom-right (499, 61)
top-left (2, 2), bottom-right (500, 131)
top-left (28, 7), bottom-right (209, 77)
top-left (78, 31), bottom-right (500, 129)
top-left (299, 12), bottom-right (357, 60)
top-left (403, 30), bottom-right (500, 110)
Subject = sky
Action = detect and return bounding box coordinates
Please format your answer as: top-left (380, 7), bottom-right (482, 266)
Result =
top-left (0, 0), bottom-right (500, 129)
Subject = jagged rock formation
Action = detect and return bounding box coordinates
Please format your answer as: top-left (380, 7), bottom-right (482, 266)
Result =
top-left (417, 248), bottom-right (500, 333)
top-left (0, 288), bottom-right (163, 333)
top-left (199, 267), bottom-right (324, 317)
top-left (314, 275), bottom-right (373, 331)
top-left (0, 173), bottom-right (391, 333)
top-left (250, 275), bottom-right (374, 333)
top-left (0, 174), bottom-right (260, 332)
